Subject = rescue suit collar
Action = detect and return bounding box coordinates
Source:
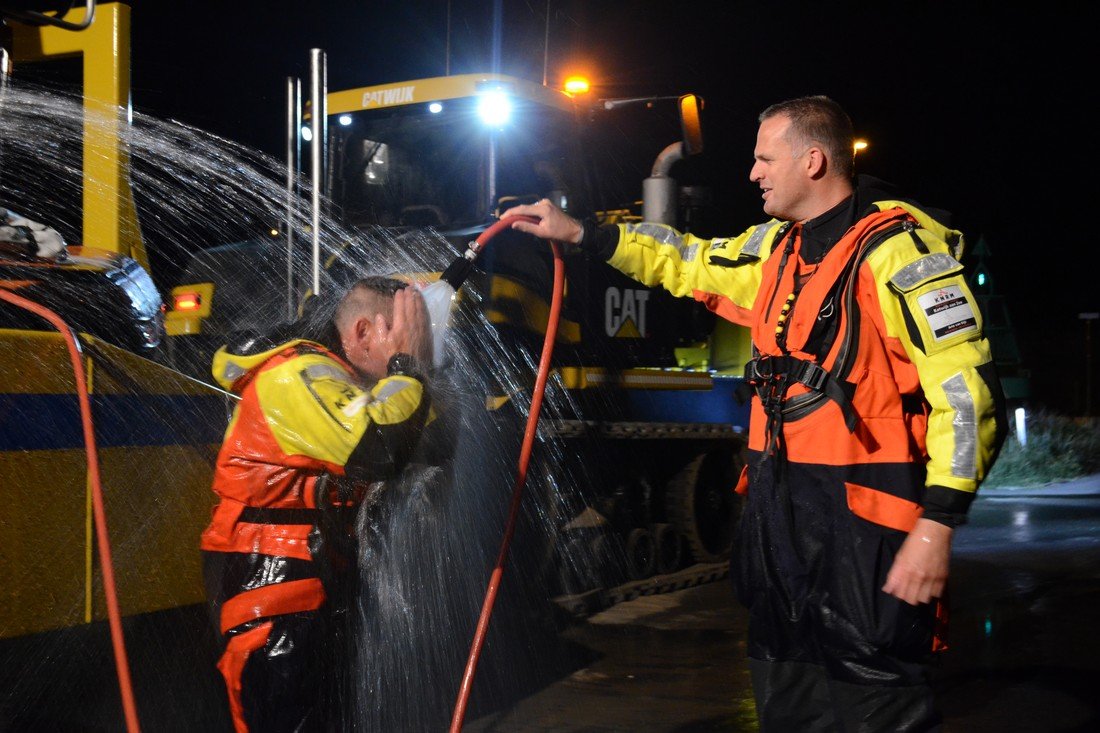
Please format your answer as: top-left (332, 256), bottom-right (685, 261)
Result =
top-left (799, 193), bottom-right (853, 265)
top-left (211, 338), bottom-right (352, 394)
top-left (853, 174), bottom-right (956, 231)
top-left (797, 174), bottom-right (959, 268)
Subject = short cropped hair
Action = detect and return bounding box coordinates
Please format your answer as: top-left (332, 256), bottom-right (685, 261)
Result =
top-left (760, 95), bottom-right (855, 179)
top-left (333, 276), bottom-right (408, 334)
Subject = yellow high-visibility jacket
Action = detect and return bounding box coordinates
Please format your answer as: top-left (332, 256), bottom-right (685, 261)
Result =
top-left (201, 339), bottom-right (428, 628)
top-left (592, 197), bottom-right (1005, 522)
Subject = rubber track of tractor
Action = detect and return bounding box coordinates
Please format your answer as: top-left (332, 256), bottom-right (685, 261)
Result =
top-left (551, 560), bottom-right (730, 619)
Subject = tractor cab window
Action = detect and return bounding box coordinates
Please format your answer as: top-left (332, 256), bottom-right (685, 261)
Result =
top-left (332, 97), bottom-right (590, 231)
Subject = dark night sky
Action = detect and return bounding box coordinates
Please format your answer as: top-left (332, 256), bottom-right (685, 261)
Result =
top-left (124, 0), bottom-right (1096, 410)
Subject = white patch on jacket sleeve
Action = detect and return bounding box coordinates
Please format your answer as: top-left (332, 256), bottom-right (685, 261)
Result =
top-left (341, 393), bottom-right (371, 416)
top-left (917, 285), bottom-right (978, 341)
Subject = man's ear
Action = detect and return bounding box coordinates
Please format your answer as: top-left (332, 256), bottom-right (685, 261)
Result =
top-left (341, 316), bottom-right (367, 355)
top-left (806, 147), bottom-right (826, 179)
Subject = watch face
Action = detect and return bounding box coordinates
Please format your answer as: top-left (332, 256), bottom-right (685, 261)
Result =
top-left (387, 352), bottom-right (417, 376)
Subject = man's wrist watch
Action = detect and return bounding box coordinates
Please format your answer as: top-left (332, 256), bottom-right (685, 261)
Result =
top-left (386, 352), bottom-right (421, 378)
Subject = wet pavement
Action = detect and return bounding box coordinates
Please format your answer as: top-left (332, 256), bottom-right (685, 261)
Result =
top-left (5, 480), bottom-right (1099, 731)
top-left (466, 579), bottom-right (751, 732)
top-left (466, 480), bottom-right (1100, 732)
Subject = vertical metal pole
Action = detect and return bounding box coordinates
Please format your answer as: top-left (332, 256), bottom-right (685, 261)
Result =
top-left (1, 19), bottom-right (11, 101)
top-left (445, 0), bottom-right (451, 76)
top-left (490, 0), bottom-right (502, 74)
top-left (488, 131), bottom-right (497, 217)
top-left (285, 76), bottom-right (300, 320)
top-left (542, 0), bottom-right (550, 86)
top-left (0, 44), bottom-right (10, 192)
top-left (0, 46), bottom-right (10, 101)
top-left (309, 48), bottom-right (327, 297)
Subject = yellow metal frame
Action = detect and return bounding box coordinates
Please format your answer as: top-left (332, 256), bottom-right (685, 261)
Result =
top-left (485, 273), bottom-right (582, 343)
top-left (556, 366), bottom-right (715, 391)
top-left (0, 330), bottom-right (223, 637)
top-left (326, 72), bottom-right (577, 117)
top-left (10, 2), bottom-right (147, 271)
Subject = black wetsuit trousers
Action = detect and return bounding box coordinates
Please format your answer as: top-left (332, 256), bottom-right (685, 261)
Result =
top-left (733, 455), bottom-right (942, 732)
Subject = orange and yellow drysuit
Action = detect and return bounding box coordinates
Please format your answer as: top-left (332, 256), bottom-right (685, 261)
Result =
top-left (200, 337), bottom-right (429, 733)
top-left (579, 175), bottom-right (1006, 730)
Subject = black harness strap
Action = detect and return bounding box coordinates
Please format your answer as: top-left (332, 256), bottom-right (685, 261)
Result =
top-left (745, 355), bottom-right (861, 433)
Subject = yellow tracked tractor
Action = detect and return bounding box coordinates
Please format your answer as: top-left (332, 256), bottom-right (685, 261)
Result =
top-left (1, 4), bottom-right (232, 729)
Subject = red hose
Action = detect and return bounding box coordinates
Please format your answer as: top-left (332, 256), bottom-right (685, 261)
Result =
top-left (0, 288), bottom-right (142, 733)
top-left (449, 215), bottom-right (564, 731)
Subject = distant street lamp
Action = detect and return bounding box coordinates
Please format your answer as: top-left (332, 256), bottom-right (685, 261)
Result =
top-left (853, 139), bottom-right (869, 154)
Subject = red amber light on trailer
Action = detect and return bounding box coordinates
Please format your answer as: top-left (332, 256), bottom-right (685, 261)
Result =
top-left (173, 291), bottom-right (202, 311)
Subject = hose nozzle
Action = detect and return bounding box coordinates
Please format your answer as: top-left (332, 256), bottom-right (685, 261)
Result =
top-left (438, 242), bottom-right (482, 290)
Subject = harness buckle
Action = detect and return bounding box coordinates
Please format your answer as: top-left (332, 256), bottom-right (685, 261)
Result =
top-left (746, 355), bottom-right (774, 383)
top-left (796, 361), bottom-right (829, 391)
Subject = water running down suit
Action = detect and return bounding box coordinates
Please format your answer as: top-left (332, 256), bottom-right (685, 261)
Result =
top-left (200, 337), bottom-right (429, 733)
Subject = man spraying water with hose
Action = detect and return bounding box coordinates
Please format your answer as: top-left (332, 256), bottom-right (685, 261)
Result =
top-left (507, 96), bottom-right (1006, 731)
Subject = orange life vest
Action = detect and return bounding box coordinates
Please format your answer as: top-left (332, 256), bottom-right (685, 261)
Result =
top-left (744, 206), bottom-right (931, 508)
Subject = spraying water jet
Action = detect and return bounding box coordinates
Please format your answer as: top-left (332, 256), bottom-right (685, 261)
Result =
top-left (3, 6), bottom-right (751, 729)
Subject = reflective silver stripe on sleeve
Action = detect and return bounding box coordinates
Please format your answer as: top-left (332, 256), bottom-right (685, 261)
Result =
top-left (890, 253), bottom-right (960, 291)
top-left (942, 373), bottom-right (977, 479)
top-left (740, 221), bottom-right (778, 259)
top-left (341, 377), bottom-right (416, 417)
top-left (626, 222), bottom-right (698, 262)
top-left (373, 378), bottom-right (415, 403)
top-left (303, 363), bottom-right (351, 381)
